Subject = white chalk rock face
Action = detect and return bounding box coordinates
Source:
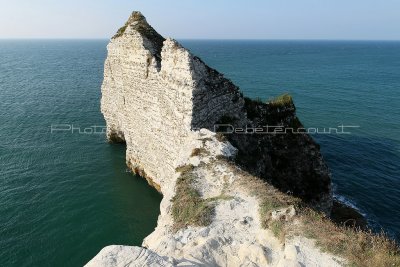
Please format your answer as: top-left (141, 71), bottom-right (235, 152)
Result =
top-left (86, 246), bottom-right (172, 267)
top-left (90, 11), bottom-right (343, 267)
top-left (101, 11), bottom-right (244, 192)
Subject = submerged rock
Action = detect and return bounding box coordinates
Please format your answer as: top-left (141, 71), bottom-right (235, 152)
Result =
top-left (331, 200), bottom-right (367, 229)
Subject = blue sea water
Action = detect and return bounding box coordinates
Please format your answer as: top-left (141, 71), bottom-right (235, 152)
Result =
top-left (0, 40), bottom-right (399, 266)
top-left (0, 40), bottom-right (162, 267)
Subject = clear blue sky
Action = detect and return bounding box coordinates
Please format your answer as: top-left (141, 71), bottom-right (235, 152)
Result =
top-left (1, 0), bottom-right (399, 40)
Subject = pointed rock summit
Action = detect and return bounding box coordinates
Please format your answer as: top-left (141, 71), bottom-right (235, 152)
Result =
top-left (128, 11), bottom-right (146, 22)
top-left (112, 11), bottom-right (165, 59)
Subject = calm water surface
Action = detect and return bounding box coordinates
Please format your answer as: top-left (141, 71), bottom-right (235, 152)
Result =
top-left (0, 40), bottom-right (162, 267)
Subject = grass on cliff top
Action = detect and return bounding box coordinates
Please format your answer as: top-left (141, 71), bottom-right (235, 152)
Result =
top-left (113, 22), bottom-right (129, 39)
top-left (172, 159), bottom-right (400, 266)
top-left (267, 93), bottom-right (293, 108)
top-left (225, 160), bottom-right (400, 267)
top-left (299, 208), bottom-right (400, 267)
top-left (269, 200), bottom-right (400, 266)
top-left (172, 165), bottom-right (213, 231)
top-left (230, 162), bottom-right (298, 226)
top-left (172, 163), bottom-right (234, 231)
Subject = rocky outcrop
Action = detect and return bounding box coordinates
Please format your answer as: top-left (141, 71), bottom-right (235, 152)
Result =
top-left (225, 97), bottom-right (332, 212)
top-left (101, 11), bottom-right (331, 210)
top-left (90, 11), bottom-right (354, 266)
top-left (101, 12), bottom-right (246, 192)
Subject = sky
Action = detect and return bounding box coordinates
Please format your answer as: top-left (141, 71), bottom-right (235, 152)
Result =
top-left (0, 0), bottom-right (399, 40)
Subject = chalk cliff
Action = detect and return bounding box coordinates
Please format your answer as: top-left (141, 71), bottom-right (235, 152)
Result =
top-left (88, 11), bottom-right (350, 266)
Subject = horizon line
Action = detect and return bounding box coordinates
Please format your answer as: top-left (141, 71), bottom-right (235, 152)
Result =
top-left (1, 37), bottom-right (400, 42)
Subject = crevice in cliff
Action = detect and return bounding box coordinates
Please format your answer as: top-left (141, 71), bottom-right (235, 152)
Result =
top-left (107, 129), bottom-right (126, 144)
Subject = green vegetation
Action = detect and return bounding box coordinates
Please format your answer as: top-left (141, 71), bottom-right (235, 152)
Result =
top-left (243, 94), bottom-right (297, 123)
top-left (113, 23), bottom-right (129, 39)
top-left (171, 167), bottom-right (213, 231)
top-left (207, 194), bottom-right (234, 202)
top-left (270, 220), bottom-right (285, 240)
top-left (298, 208), bottom-right (400, 267)
top-left (267, 93), bottom-right (293, 108)
top-left (257, 190), bottom-right (400, 266)
top-left (171, 164), bottom-right (233, 231)
top-left (259, 200), bottom-right (287, 225)
top-left (235, 167), bottom-right (298, 228)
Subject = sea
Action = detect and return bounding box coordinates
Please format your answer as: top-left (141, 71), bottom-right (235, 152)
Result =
top-left (0, 39), bottom-right (399, 266)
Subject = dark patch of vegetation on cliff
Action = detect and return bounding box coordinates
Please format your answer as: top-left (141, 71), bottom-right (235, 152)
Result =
top-left (243, 94), bottom-right (296, 124)
top-left (113, 23), bottom-right (129, 39)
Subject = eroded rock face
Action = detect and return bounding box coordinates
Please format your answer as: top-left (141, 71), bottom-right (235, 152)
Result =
top-left (101, 11), bottom-right (331, 209)
top-left (226, 99), bottom-right (332, 212)
top-left (101, 12), bottom-right (245, 192)
top-left (94, 11), bottom-right (343, 267)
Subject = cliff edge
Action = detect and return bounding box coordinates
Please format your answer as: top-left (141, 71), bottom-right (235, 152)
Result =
top-left (87, 12), bottom-right (399, 267)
